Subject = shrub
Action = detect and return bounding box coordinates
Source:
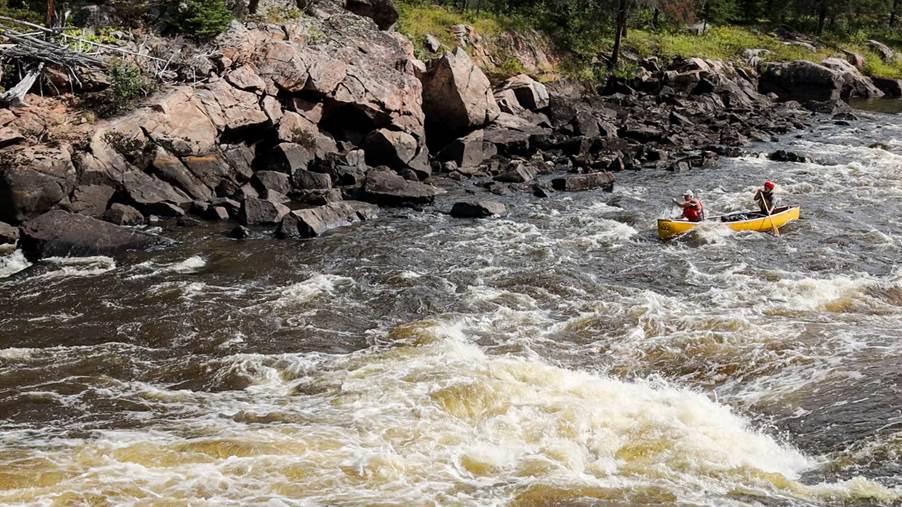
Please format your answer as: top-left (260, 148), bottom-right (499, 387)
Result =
top-left (92, 61), bottom-right (156, 117)
top-left (166, 0), bottom-right (234, 41)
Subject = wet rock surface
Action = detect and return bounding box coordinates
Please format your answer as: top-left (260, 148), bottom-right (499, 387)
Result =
top-left (19, 210), bottom-right (166, 260)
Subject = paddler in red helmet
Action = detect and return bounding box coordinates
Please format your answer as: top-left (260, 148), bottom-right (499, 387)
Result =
top-left (672, 190), bottom-right (705, 222)
top-left (754, 181), bottom-right (776, 215)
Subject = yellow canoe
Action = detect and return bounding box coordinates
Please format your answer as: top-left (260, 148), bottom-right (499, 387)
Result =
top-left (658, 206), bottom-right (801, 240)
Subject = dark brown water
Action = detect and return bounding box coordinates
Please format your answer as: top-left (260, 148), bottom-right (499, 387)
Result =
top-left (0, 110), bottom-right (901, 505)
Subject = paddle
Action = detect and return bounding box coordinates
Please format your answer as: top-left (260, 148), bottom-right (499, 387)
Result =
top-left (765, 202), bottom-right (780, 237)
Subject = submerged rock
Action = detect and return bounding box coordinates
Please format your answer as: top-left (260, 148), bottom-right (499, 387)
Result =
top-left (20, 210), bottom-right (165, 260)
top-left (768, 150), bottom-right (811, 163)
top-left (450, 200), bottom-right (507, 218)
top-left (552, 172), bottom-right (615, 192)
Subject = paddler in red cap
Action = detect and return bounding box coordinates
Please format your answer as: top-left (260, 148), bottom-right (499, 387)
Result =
top-left (754, 181), bottom-right (776, 215)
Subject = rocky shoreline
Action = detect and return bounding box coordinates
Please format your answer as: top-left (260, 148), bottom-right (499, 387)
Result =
top-left (0, 0), bottom-right (897, 262)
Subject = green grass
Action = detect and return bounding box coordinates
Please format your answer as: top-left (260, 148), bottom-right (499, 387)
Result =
top-left (396, 2), bottom-right (902, 80)
top-left (397, 1), bottom-right (516, 55)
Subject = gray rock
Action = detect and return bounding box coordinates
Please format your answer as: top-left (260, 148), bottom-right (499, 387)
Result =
top-left (759, 61), bottom-right (844, 103)
top-left (292, 169), bottom-right (333, 190)
top-left (362, 170), bottom-right (444, 206)
top-left (500, 74), bottom-right (549, 110)
top-left (867, 40), bottom-right (896, 63)
top-left (0, 220), bottom-right (18, 244)
top-left (278, 201), bottom-right (378, 239)
top-left (0, 144), bottom-right (76, 224)
top-left (151, 147), bottom-right (214, 201)
top-left (872, 77), bottom-right (902, 98)
top-left (176, 216), bottom-right (203, 227)
top-left (494, 163), bottom-right (536, 183)
top-left (230, 225), bottom-right (251, 239)
top-left (821, 57), bottom-right (884, 99)
top-left (69, 184), bottom-right (115, 217)
top-left (102, 203), bottom-right (144, 226)
top-left (253, 170), bottom-right (293, 195)
top-left (552, 172), bottom-right (615, 192)
top-left (422, 48), bottom-right (500, 142)
top-left (439, 130), bottom-right (498, 169)
top-left (20, 210), bottom-right (163, 260)
top-left (450, 200), bottom-right (506, 218)
top-left (768, 150), bottom-right (811, 163)
top-left (363, 128), bottom-right (429, 178)
top-left (121, 171), bottom-right (191, 217)
top-left (424, 34), bottom-right (441, 53)
top-left (239, 197), bottom-right (290, 225)
top-left (269, 143), bottom-right (315, 174)
top-left (205, 206), bottom-right (231, 221)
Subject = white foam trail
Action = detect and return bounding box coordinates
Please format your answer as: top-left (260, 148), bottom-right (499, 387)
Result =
top-left (127, 255), bottom-right (206, 279)
top-left (36, 256), bottom-right (116, 278)
top-left (0, 249), bottom-right (30, 278)
top-left (271, 274), bottom-right (354, 308)
top-left (568, 218), bottom-right (637, 248)
top-left (0, 347), bottom-right (36, 360)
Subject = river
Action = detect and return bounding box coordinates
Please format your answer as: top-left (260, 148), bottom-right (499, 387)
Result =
top-left (0, 108), bottom-right (900, 506)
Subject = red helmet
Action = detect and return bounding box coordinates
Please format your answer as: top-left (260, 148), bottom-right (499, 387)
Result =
top-left (764, 181), bottom-right (775, 190)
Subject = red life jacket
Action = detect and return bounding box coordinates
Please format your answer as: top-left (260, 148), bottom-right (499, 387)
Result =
top-left (683, 198), bottom-right (704, 221)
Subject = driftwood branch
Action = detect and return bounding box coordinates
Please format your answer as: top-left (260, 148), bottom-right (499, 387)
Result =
top-left (0, 15), bottom-right (166, 63)
top-left (0, 62), bottom-right (44, 106)
top-left (0, 27), bottom-right (105, 69)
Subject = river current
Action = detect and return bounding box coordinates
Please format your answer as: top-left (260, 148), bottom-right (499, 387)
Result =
top-left (0, 109), bottom-right (901, 506)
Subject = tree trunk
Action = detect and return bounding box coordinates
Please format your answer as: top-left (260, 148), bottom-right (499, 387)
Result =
top-left (652, 8), bottom-right (660, 30)
top-left (46, 0), bottom-right (56, 27)
top-left (891, 0), bottom-right (899, 27)
top-left (608, 0), bottom-right (628, 70)
top-left (816, 1), bottom-right (827, 34)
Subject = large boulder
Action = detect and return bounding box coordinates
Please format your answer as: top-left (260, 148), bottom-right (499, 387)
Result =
top-left (19, 210), bottom-right (165, 261)
top-left (363, 128), bottom-right (430, 178)
top-left (151, 146), bottom-right (214, 202)
top-left (253, 170), bottom-right (292, 195)
top-left (362, 169), bottom-right (444, 206)
top-left (278, 200), bottom-right (378, 239)
top-left (499, 74), bottom-right (549, 110)
top-left (292, 169), bottom-right (333, 190)
top-left (194, 79), bottom-right (269, 133)
top-left (867, 40), bottom-right (896, 63)
top-left (68, 184), bottom-right (116, 217)
top-left (345, 0), bottom-right (399, 30)
top-left (421, 48), bottom-right (500, 142)
top-left (872, 77), bottom-right (902, 98)
top-left (120, 171), bottom-right (192, 217)
top-left (239, 196), bottom-right (291, 225)
top-left (821, 57), bottom-right (884, 99)
top-left (438, 130), bottom-right (498, 170)
top-left (102, 203), bottom-right (144, 226)
top-left (759, 61), bottom-right (844, 103)
top-left (0, 144), bottom-right (76, 224)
